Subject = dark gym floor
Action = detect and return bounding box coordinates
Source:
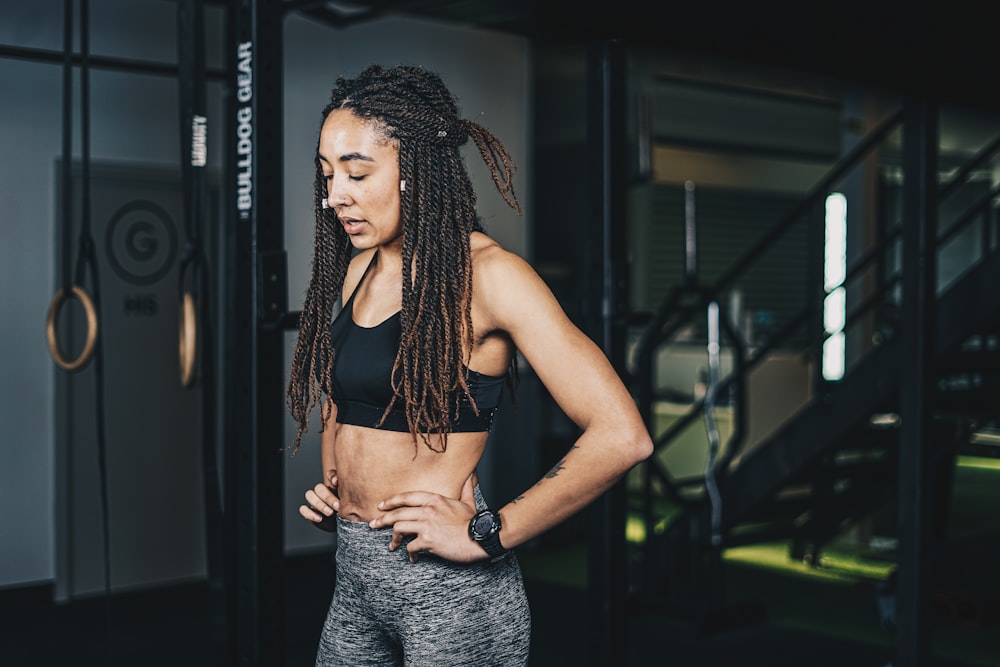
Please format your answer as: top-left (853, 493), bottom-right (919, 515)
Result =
top-left (2, 541), bottom-right (996, 667)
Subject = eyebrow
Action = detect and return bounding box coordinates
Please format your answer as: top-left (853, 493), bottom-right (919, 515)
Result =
top-left (317, 151), bottom-right (375, 165)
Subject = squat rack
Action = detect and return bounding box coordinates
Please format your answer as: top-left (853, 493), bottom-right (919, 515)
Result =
top-left (225, 1), bottom-right (286, 664)
top-left (9, 1), bottom-right (636, 663)
top-left (14, 1), bottom-right (288, 662)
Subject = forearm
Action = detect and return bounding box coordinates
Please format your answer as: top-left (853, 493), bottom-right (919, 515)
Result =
top-left (320, 404), bottom-right (338, 486)
top-left (495, 423), bottom-right (652, 550)
top-left (301, 404), bottom-right (341, 531)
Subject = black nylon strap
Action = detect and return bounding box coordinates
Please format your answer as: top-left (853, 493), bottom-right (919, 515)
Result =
top-left (177, 0), bottom-right (207, 297)
top-left (60, 0), bottom-right (73, 295)
top-left (60, 0), bottom-right (113, 655)
top-left (177, 1), bottom-right (228, 661)
top-left (74, 0), bottom-right (94, 290)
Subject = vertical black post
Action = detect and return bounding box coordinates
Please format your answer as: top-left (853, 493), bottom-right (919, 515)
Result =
top-left (586, 38), bottom-right (630, 667)
top-left (228, 1), bottom-right (286, 664)
top-left (808, 204), bottom-right (827, 398)
top-left (896, 97), bottom-right (937, 667)
top-left (684, 180), bottom-right (696, 285)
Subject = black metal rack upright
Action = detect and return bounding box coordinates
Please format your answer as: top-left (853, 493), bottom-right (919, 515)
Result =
top-left (895, 98), bottom-right (939, 667)
top-left (584, 38), bottom-right (631, 667)
top-left (225, 1), bottom-right (287, 664)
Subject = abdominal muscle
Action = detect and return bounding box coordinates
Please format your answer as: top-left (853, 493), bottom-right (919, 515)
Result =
top-left (330, 422), bottom-right (489, 523)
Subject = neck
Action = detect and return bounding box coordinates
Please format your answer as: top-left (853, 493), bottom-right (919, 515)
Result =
top-left (373, 240), bottom-right (403, 275)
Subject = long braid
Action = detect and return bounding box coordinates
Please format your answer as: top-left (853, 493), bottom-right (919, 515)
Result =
top-left (286, 153), bottom-right (352, 454)
top-left (286, 64), bottom-right (520, 454)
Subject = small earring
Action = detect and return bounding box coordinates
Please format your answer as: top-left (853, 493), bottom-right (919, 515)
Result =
top-left (321, 199), bottom-right (330, 209)
top-left (399, 180), bottom-right (406, 192)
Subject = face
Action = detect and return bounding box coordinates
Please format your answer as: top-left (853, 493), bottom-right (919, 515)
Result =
top-left (318, 108), bottom-right (402, 250)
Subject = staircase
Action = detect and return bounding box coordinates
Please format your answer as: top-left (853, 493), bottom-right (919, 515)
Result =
top-left (628, 104), bottom-right (1000, 624)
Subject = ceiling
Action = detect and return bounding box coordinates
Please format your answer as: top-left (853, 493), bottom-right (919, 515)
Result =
top-left (289, 0), bottom-right (1000, 116)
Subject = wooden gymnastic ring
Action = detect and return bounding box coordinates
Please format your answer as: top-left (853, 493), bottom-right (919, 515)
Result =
top-left (46, 285), bottom-right (99, 372)
top-left (179, 291), bottom-right (197, 387)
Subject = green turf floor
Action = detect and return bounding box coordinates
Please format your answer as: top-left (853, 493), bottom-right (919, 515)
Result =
top-left (517, 454), bottom-right (1000, 666)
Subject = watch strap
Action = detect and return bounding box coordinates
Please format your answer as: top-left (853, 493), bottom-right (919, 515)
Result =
top-left (478, 531), bottom-right (506, 561)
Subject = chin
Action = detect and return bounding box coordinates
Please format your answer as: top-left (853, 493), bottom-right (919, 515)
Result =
top-left (346, 234), bottom-right (374, 249)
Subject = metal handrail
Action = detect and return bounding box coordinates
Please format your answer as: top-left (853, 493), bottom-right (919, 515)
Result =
top-left (635, 110), bottom-right (905, 498)
top-left (713, 109), bottom-right (904, 295)
top-left (636, 107), bottom-right (1000, 535)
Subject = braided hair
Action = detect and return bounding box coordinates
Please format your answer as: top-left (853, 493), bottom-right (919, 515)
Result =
top-left (286, 64), bottom-right (520, 454)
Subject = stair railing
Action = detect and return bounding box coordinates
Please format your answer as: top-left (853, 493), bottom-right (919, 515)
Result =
top-left (633, 107), bottom-right (906, 508)
top-left (630, 99), bottom-right (1000, 616)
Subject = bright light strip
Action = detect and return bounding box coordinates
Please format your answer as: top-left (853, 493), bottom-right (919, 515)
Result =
top-left (824, 193), bottom-right (847, 292)
top-left (823, 331), bottom-right (846, 381)
top-left (823, 193), bottom-right (847, 381)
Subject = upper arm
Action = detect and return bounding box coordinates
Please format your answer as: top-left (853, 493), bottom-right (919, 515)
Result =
top-left (476, 249), bottom-right (641, 435)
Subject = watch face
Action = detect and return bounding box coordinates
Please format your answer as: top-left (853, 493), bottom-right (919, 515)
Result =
top-left (473, 512), bottom-right (495, 537)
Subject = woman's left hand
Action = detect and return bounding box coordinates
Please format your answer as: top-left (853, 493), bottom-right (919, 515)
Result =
top-left (369, 474), bottom-right (486, 563)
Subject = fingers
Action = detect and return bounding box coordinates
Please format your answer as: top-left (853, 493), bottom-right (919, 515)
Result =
top-left (370, 504), bottom-right (425, 531)
top-left (305, 487), bottom-right (337, 515)
top-left (387, 519), bottom-right (416, 552)
top-left (375, 490), bottom-right (436, 513)
top-left (298, 503), bottom-right (322, 522)
top-left (299, 502), bottom-right (337, 532)
top-left (301, 482), bottom-right (339, 527)
top-left (383, 520), bottom-right (432, 563)
top-left (371, 505), bottom-right (432, 559)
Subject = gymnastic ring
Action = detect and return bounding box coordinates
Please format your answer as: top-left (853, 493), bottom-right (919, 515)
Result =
top-left (46, 285), bottom-right (99, 372)
top-left (179, 291), bottom-right (197, 387)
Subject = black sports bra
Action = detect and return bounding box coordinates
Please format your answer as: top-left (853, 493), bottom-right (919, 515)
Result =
top-left (328, 252), bottom-right (504, 433)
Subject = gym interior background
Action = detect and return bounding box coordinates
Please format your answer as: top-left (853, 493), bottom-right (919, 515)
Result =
top-left (2, 1), bottom-right (999, 665)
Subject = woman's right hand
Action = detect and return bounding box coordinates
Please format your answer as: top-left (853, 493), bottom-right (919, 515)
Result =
top-left (300, 474), bottom-right (339, 532)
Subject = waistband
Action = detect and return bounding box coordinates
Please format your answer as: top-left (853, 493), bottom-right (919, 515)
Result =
top-left (334, 399), bottom-right (497, 433)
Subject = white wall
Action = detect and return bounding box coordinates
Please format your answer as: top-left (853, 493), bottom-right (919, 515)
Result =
top-left (0, 0), bottom-right (530, 588)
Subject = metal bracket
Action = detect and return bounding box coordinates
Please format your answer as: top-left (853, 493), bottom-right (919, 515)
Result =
top-left (257, 250), bottom-right (287, 325)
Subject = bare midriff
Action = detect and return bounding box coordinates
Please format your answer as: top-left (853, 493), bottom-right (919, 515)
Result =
top-left (330, 422), bottom-right (489, 523)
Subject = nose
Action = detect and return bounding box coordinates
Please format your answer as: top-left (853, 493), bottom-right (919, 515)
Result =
top-left (326, 176), bottom-right (352, 208)
top-left (327, 190), bottom-right (350, 208)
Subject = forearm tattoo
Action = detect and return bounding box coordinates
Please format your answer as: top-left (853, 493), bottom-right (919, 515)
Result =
top-left (543, 444), bottom-right (578, 479)
top-left (512, 445), bottom-right (579, 504)
top-left (544, 460), bottom-right (566, 479)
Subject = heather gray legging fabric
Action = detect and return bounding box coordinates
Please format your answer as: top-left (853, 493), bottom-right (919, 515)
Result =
top-left (315, 486), bottom-right (531, 666)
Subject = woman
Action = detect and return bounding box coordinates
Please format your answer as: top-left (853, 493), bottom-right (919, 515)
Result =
top-left (287, 64), bottom-right (652, 666)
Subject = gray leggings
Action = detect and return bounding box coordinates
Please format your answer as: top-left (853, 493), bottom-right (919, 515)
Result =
top-left (315, 487), bottom-right (531, 666)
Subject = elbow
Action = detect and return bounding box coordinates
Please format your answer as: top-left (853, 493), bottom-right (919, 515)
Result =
top-left (625, 425), bottom-right (654, 467)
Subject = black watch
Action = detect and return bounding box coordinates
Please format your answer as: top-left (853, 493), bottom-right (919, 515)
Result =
top-left (469, 509), bottom-right (507, 562)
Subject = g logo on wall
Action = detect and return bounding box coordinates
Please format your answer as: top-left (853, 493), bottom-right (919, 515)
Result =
top-left (104, 200), bottom-right (179, 286)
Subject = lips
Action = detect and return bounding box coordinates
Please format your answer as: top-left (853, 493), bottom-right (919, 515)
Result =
top-left (338, 216), bottom-right (365, 234)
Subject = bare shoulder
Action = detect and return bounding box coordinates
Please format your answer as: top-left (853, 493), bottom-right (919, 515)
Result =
top-left (470, 232), bottom-right (541, 292)
top-left (469, 232), bottom-right (564, 328)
